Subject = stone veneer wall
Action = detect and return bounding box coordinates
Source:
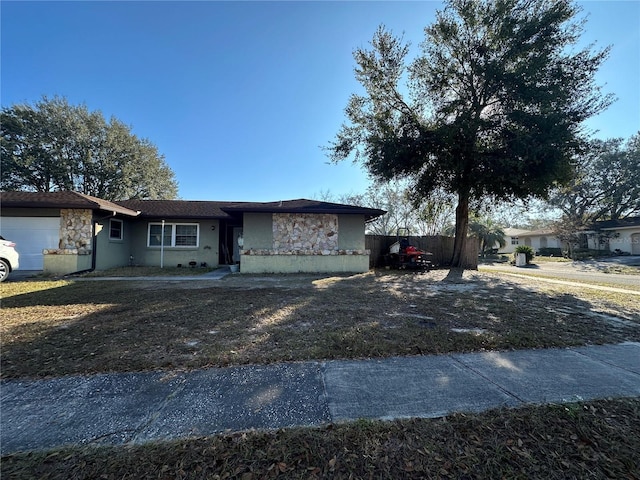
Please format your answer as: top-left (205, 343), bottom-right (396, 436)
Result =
top-left (243, 213), bottom-right (369, 257)
top-left (43, 208), bottom-right (93, 255)
top-left (273, 213), bottom-right (338, 253)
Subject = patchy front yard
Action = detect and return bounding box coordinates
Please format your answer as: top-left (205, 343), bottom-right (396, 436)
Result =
top-left (2, 270), bottom-right (639, 379)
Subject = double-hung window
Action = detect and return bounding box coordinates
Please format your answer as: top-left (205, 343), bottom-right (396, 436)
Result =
top-left (148, 223), bottom-right (199, 247)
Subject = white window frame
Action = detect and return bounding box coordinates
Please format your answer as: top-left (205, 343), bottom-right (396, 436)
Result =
top-left (147, 222), bottom-right (199, 248)
top-left (511, 237), bottom-right (519, 245)
top-left (109, 219), bottom-right (123, 241)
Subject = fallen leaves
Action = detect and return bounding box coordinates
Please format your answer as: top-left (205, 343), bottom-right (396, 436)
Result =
top-left (4, 398), bottom-right (638, 480)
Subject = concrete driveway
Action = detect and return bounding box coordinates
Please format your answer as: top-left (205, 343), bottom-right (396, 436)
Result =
top-left (3, 270), bottom-right (42, 282)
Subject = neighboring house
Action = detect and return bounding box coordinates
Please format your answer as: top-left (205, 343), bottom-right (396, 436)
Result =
top-left (0, 191), bottom-right (386, 275)
top-left (498, 228), bottom-right (530, 254)
top-left (514, 229), bottom-right (563, 253)
top-left (495, 218), bottom-right (640, 256)
top-left (498, 228), bottom-right (562, 254)
top-left (588, 216), bottom-right (640, 255)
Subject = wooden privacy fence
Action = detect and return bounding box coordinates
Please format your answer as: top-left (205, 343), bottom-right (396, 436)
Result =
top-left (365, 235), bottom-right (479, 270)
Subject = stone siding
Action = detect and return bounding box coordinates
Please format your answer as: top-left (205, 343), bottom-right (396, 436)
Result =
top-left (243, 249), bottom-right (368, 256)
top-left (60, 208), bottom-right (93, 252)
top-left (43, 209), bottom-right (93, 255)
top-left (242, 213), bottom-right (369, 257)
top-left (273, 213), bottom-right (338, 253)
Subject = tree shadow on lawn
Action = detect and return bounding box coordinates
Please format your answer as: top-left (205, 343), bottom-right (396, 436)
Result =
top-left (1, 271), bottom-right (639, 379)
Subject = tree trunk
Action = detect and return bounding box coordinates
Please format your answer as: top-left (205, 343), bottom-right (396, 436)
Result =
top-left (451, 189), bottom-right (470, 268)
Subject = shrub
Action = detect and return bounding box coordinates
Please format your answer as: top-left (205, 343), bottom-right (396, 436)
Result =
top-left (538, 247), bottom-right (563, 257)
top-left (570, 248), bottom-right (612, 260)
top-left (514, 245), bottom-right (535, 264)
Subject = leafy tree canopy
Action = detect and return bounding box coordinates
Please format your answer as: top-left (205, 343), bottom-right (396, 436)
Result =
top-left (548, 132), bottom-right (640, 224)
top-left (317, 180), bottom-right (456, 236)
top-left (1, 96), bottom-right (178, 201)
top-left (327, 0), bottom-right (612, 267)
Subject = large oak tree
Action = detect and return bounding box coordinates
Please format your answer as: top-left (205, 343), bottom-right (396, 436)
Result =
top-left (327, 0), bottom-right (612, 267)
top-left (1, 96), bottom-right (178, 201)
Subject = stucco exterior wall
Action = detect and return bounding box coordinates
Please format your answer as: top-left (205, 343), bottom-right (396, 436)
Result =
top-left (241, 254), bottom-right (370, 273)
top-left (43, 251), bottom-right (92, 274)
top-left (241, 213), bottom-right (370, 273)
top-left (607, 228), bottom-right (640, 254)
top-left (128, 219), bottom-right (220, 268)
top-left (337, 214), bottom-right (365, 250)
top-left (499, 234), bottom-right (561, 254)
top-left (243, 213), bottom-right (272, 249)
top-left (94, 218), bottom-right (134, 270)
top-left (522, 235), bottom-right (562, 252)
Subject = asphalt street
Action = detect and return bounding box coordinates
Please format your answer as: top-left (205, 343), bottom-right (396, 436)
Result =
top-left (480, 256), bottom-right (640, 289)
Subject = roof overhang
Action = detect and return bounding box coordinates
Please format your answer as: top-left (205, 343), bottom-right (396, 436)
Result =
top-left (0, 191), bottom-right (140, 217)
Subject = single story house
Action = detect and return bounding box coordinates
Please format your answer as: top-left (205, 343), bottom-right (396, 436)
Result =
top-left (587, 216), bottom-right (640, 255)
top-left (0, 191), bottom-right (386, 275)
top-left (496, 218), bottom-right (640, 256)
top-left (498, 228), bottom-right (563, 254)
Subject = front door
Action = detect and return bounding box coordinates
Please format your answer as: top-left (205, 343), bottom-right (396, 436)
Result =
top-left (218, 220), bottom-right (242, 265)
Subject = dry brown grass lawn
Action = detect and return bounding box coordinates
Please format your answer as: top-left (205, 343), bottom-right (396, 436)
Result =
top-left (2, 269), bottom-right (639, 379)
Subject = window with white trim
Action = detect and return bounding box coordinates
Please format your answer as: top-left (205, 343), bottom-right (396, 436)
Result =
top-left (109, 219), bottom-right (123, 240)
top-left (511, 237), bottom-right (519, 245)
top-left (148, 223), bottom-right (199, 247)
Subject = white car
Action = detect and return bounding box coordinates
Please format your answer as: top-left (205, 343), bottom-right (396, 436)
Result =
top-left (0, 236), bottom-right (20, 282)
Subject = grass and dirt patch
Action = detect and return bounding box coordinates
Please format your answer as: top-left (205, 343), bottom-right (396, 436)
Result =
top-left (3, 397), bottom-right (639, 479)
top-left (530, 256), bottom-right (573, 263)
top-left (600, 264), bottom-right (640, 275)
top-left (2, 269), bottom-right (639, 379)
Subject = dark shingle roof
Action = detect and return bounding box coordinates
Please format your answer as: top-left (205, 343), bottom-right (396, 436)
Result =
top-left (593, 216), bottom-right (640, 230)
top-left (116, 199), bottom-right (236, 219)
top-left (221, 199), bottom-right (386, 221)
top-left (117, 198), bottom-right (386, 220)
top-left (1, 192), bottom-right (387, 221)
top-left (0, 191), bottom-right (139, 216)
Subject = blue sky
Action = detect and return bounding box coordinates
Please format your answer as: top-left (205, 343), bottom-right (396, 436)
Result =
top-left (2, 1), bottom-right (638, 202)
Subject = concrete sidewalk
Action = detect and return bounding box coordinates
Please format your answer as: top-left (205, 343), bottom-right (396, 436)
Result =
top-left (2, 343), bottom-right (639, 454)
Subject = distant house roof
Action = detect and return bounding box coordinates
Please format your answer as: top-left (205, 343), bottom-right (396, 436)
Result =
top-left (0, 191), bottom-right (140, 217)
top-left (593, 216), bottom-right (640, 230)
top-left (516, 229), bottom-right (556, 237)
top-left (503, 228), bottom-right (532, 237)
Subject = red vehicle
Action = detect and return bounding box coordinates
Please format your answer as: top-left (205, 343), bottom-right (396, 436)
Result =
top-left (386, 229), bottom-right (433, 270)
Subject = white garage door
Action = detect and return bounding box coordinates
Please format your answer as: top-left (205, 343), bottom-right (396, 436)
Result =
top-left (0, 217), bottom-right (60, 270)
